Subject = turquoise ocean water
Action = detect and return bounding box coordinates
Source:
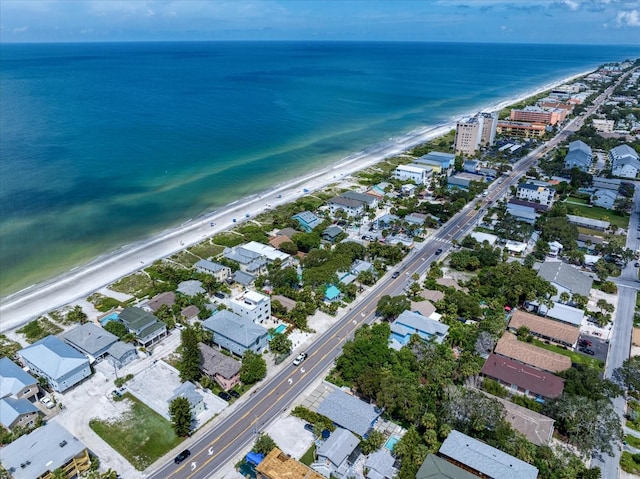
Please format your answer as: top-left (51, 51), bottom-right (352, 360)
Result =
top-left (1, 42), bottom-right (638, 296)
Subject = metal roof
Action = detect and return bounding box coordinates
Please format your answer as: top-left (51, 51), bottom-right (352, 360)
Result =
top-left (317, 389), bottom-right (380, 437)
top-left (416, 454), bottom-right (478, 479)
top-left (0, 397), bottom-right (38, 429)
top-left (537, 260), bottom-right (593, 297)
top-left (61, 323), bottom-right (118, 357)
top-left (0, 357), bottom-right (37, 398)
top-left (19, 336), bottom-right (89, 381)
top-left (0, 422), bottom-right (87, 479)
top-left (202, 310), bottom-right (268, 348)
top-left (439, 430), bottom-right (539, 479)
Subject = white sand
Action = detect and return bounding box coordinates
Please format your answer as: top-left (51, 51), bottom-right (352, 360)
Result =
top-left (0, 70), bottom-right (591, 333)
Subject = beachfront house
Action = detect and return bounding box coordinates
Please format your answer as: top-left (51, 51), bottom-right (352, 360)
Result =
top-left (393, 164), bottom-right (433, 185)
top-left (18, 336), bottom-right (91, 393)
top-left (61, 322), bottom-right (118, 363)
top-left (194, 259), bottom-right (231, 282)
top-left (414, 151), bottom-right (455, 172)
top-left (328, 196), bottom-right (365, 218)
top-left (202, 310), bottom-right (269, 357)
top-left (118, 307), bottom-right (168, 347)
top-left (293, 211), bottom-right (322, 232)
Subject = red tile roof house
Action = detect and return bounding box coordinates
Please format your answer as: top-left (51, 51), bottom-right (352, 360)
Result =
top-left (481, 353), bottom-right (565, 403)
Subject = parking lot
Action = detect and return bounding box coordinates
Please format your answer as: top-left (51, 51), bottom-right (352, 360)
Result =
top-left (577, 334), bottom-right (608, 362)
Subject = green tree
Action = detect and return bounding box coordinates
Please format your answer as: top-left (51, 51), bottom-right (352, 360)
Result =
top-left (253, 433), bottom-right (277, 455)
top-left (269, 333), bottom-right (292, 356)
top-left (360, 429), bottom-right (385, 455)
top-left (393, 427), bottom-right (428, 479)
top-left (50, 469), bottom-right (67, 479)
top-left (169, 396), bottom-right (192, 437)
top-left (240, 350), bottom-right (267, 385)
top-left (67, 305), bottom-right (88, 324)
top-left (376, 295), bottom-right (410, 321)
top-left (178, 326), bottom-right (202, 383)
top-left (614, 356), bottom-right (640, 392)
top-left (572, 294), bottom-right (588, 310)
top-left (104, 320), bottom-right (128, 339)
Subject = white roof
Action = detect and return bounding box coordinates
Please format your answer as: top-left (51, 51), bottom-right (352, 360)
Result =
top-left (470, 232), bottom-right (498, 245)
top-left (241, 241), bottom-right (290, 262)
top-left (540, 302), bottom-right (585, 326)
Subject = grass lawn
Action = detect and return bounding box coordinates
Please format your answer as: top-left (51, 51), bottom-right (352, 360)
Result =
top-left (299, 443), bottom-right (316, 466)
top-left (566, 196), bottom-right (589, 205)
top-left (626, 434), bottom-right (640, 449)
top-left (532, 339), bottom-right (604, 371)
top-left (566, 203), bottom-right (629, 229)
top-left (89, 393), bottom-right (182, 470)
top-left (621, 451), bottom-right (640, 475)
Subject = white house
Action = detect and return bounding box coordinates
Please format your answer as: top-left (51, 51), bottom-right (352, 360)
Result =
top-left (516, 182), bottom-right (555, 206)
top-left (328, 196), bottom-right (365, 218)
top-left (194, 260), bottom-right (231, 282)
top-left (393, 164), bottom-right (433, 185)
top-left (610, 144), bottom-right (640, 178)
top-left (229, 290), bottom-right (271, 324)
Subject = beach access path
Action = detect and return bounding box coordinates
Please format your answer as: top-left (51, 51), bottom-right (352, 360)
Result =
top-left (0, 70), bottom-right (589, 333)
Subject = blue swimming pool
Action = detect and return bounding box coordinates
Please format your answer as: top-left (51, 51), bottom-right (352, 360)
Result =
top-left (384, 435), bottom-right (400, 452)
top-left (100, 312), bottom-right (119, 326)
top-left (274, 324), bottom-right (287, 334)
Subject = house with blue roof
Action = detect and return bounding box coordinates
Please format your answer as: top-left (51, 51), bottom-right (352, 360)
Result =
top-left (317, 389), bottom-right (381, 437)
top-left (293, 211), bottom-right (322, 232)
top-left (324, 285), bottom-right (342, 302)
top-left (194, 259), bottom-right (232, 281)
top-left (0, 357), bottom-right (39, 401)
top-left (18, 336), bottom-right (91, 393)
top-left (202, 310), bottom-right (268, 357)
top-left (0, 397), bottom-right (39, 431)
top-left (564, 140), bottom-right (592, 171)
top-left (415, 151), bottom-right (455, 171)
top-left (389, 310), bottom-right (449, 350)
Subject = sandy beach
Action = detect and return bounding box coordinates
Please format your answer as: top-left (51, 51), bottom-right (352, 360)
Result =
top-left (0, 69), bottom-right (591, 333)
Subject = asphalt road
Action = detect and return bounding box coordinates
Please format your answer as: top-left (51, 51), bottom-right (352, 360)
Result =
top-left (148, 99), bottom-right (577, 479)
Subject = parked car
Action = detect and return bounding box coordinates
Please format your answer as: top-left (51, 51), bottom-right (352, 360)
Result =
top-left (579, 347), bottom-right (595, 356)
top-left (40, 397), bottom-right (55, 409)
top-left (174, 449), bottom-right (191, 464)
top-left (391, 272), bottom-right (400, 279)
top-left (218, 391), bottom-right (232, 401)
top-left (229, 390), bottom-right (240, 399)
top-left (579, 339), bottom-right (593, 347)
top-left (112, 390), bottom-right (122, 398)
top-left (293, 352), bottom-right (308, 366)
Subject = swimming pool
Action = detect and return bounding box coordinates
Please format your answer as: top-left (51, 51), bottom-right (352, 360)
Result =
top-left (100, 312), bottom-right (119, 326)
top-left (384, 435), bottom-right (400, 452)
top-left (274, 324), bottom-right (287, 334)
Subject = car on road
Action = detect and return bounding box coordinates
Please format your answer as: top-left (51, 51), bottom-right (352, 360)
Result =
top-left (218, 391), bottom-right (232, 401)
top-left (40, 396), bottom-right (55, 409)
top-left (229, 390), bottom-right (240, 399)
top-left (435, 248), bottom-right (443, 255)
top-left (293, 352), bottom-right (308, 366)
top-left (174, 449), bottom-right (191, 464)
top-left (391, 271), bottom-right (400, 279)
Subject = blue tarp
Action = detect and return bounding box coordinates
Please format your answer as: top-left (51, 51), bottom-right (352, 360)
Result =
top-left (246, 452), bottom-right (264, 466)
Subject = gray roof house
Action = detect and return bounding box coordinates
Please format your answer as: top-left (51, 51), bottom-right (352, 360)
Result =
top-left (106, 341), bottom-right (138, 369)
top-left (169, 381), bottom-right (205, 418)
top-left (0, 397), bottom-right (39, 431)
top-left (18, 336), bottom-right (91, 393)
top-left (199, 342), bottom-right (241, 391)
top-left (316, 389), bottom-right (381, 437)
top-left (223, 245), bottom-right (269, 275)
top-left (564, 140), bottom-right (592, 171)
top-left (351, 259), bottom-right (374, 276)
top-left (202, 310), bottom-right (268, 357)
top-left (438, 430), bottom-right (539, 479)
top-left (233, 270), bottom-right (256, 286)
top-left (61, 322), bottom-right (118, 361)
top-left (0, 357), bottom-right (39, 401)
top-left (194, 259), bottom-right (231, 281)
top-left (312, 427), bottom-right (360, 479)
top-left (389, 310), bottom-right (449, 350)
top-left (177, 280), bottom-right (206, 296)
top-left (118, 307), bottom-right (168, 347)
top-left (322, 225), bottom-right (344, 243)
top-left (610, 144), bottom-right (640, 178)
top-left (364, 449), bottom-right (397, 479)
top-left (328, 196), bottom-right (365, 218)
top-left (591, 188), bottom-right (618, 209)
top-left (341, 190), bottom-right (379, 209)
top-left (0, 421), bottom-right (91, 479)
top-left (537, 260), bottom-right (593, 299)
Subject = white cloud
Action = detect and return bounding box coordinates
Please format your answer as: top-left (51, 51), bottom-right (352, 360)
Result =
top-left (615, 9), bottom-right (640, 27)
top-left (561, 0), bottom-right (581, 10)
top-left (12, 25), bottom-right (28, 32)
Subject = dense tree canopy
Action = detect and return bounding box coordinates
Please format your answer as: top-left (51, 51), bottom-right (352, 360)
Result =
top-left (376, 295), bottom-right (410, 321)
top-left (240, 350), bottom-right (267, 385)
top-left (178, 326), bottom-right (202, 383)
top-left (169, 397), bottom-right (192, 437)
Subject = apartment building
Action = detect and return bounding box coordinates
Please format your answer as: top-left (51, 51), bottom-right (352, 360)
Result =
top-left (510, 105), bottom-right (566, 125)
top-left (454, 112), bottom-right (497, 155)
top-left (516, 182), bottom-right (555, 206)
top-left (229, 290), bottom-right (271, 324)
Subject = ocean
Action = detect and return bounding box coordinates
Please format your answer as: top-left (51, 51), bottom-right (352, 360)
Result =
top-left (1, 41), bottom-right (638, 296)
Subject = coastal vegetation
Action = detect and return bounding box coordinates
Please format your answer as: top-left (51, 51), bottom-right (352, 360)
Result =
top-left (16, 317), bottom-right (63, 343)
top-left (89, 394), bottom-right (182, 470)
top-left (0, 335), bottom-right (22, 359)
top-left (87, 294), bottom-right (122, 313)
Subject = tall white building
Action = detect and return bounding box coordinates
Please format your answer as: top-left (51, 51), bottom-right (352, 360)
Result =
top-left (516, 182), bottom-right (555, 206)
top-left (229, 290), bottom-right (271, 324)
top-left (454, 112), bottom-right (497, 155)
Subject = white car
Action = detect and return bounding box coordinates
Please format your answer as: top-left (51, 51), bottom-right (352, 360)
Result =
top-left (40, 397), bottom-right (55, 409)
top-left (293, 353), bottom-right (308, 366)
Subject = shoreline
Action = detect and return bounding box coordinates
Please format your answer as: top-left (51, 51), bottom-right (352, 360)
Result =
top-left (0, 68), bottom-right (593, 332)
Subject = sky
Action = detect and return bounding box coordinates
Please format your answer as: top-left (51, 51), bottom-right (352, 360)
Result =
top-left (1, 0), bottom-right (639, 44)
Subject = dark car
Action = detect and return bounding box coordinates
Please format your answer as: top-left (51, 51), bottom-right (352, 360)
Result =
top-left (214, 292), bottom-right (226, 299)
top-left (635, 262), bottom-right (640, 267)
top-left (218, 391), bottom-right (232, 401)
top-left (174, 449), bottom-right (191, 464)
top-left (579, 339), bottom-right (593, 347)
top-left (391, 272), bottom-right (400, 279)
top-left (579, 347), bottom-right (595, 356)
top-left (229, 390), bottom-right (240, 399)
top-left (435, 248), bottom-right (443, 255)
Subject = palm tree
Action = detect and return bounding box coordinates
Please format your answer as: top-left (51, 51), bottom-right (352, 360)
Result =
top-left (559, 292), bottom-right (570, 304)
